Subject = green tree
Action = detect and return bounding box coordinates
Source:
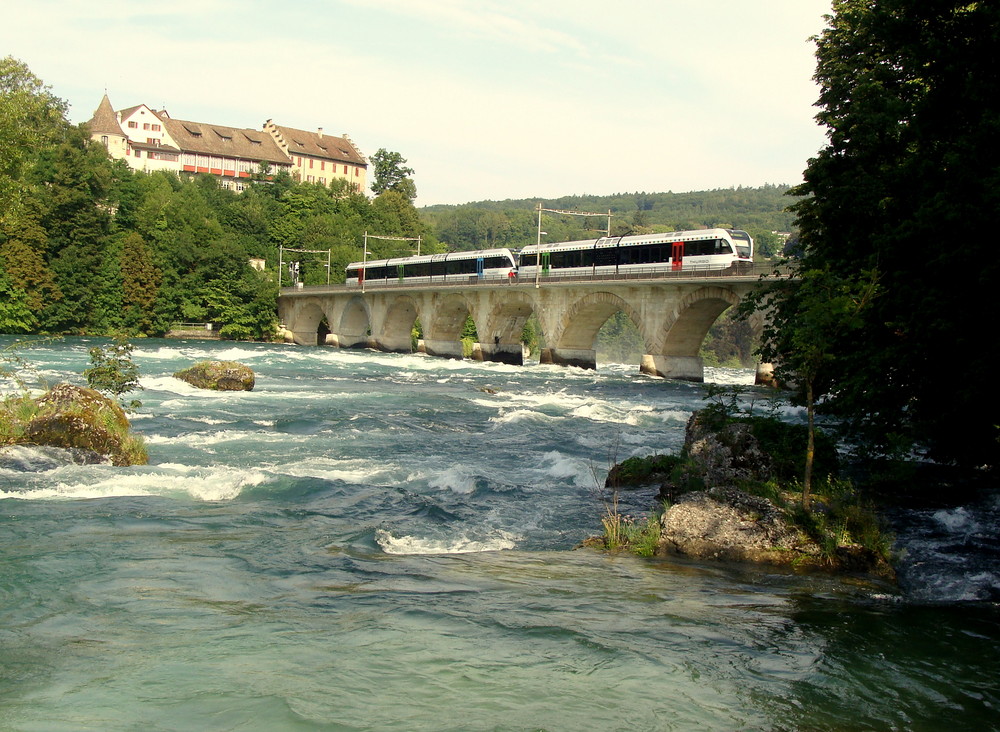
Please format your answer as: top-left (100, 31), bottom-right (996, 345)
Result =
top-left (755, 0), bottom-right (1000, 470)
top-left (84, 335), bottom-right (143, 409)
top-left (369, 149), bottom-right (415, 198)
top-left (120, 231), bottom-right (164, 334)
top-left (33, 125), bottom-right (115, 332)
top-left (743, 268), bottom-right (878, 509)
top-left (0, 266), bottom-right (35, 333)
top-left (0, 56), bottom-right (69, 220)
top-left (0, 199), bottom-right (62, 313)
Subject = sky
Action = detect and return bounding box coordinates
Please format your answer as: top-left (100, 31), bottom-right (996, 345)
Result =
top-left (3, 0), bottom-right (833, 206)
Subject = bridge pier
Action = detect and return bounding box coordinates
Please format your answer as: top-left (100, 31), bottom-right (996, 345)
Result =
top-left (334, 334), bottom-right (370, 349)
top-left (540, 348), bottom-right (597, 370)
top-left (481, 343), bottom-right (524, 366)
top-left (289, 330), bottom-right (321, 346)
top-left (423, 339), bottom-right (465, 360)
top-left (641, 354), bottom-right (704, 382)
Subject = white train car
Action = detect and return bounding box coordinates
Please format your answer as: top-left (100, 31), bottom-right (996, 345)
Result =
top-left (517, 228), bottom-right (753, 279)
top-left (347, 248), bottom-right (517, 286)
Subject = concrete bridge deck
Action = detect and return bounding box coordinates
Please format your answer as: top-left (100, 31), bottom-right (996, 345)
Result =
top-left (277, 263), bottom-right (783, 382)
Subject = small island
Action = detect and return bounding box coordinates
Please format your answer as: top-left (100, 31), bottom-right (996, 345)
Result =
top-left (589, 400), bottom-right (894, 579)
top-left (0, 382), bottom-right (148, 467)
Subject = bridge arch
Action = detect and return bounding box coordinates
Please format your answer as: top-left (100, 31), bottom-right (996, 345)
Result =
top-left (424, 293), bottom-right (473, 342)
top-left (640, 286), bottom-right (742, 381)
top-left (287, 299), bottom-right (331, 345)
top-left (658, 286), bottom-right (742, 356)
top-left (337, 295), bottom-right (371, 348)
top-left (378, 295), bottom-right (419, 353)
top-left (553, 291), bottom-right (648, 352)
top-left (536, 291), bottom-right (646, 370)
top-left (481, 293), bottom-right (534, 365)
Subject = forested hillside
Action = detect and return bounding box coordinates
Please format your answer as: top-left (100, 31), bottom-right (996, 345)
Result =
top-left (422, 185), bottom-right (800, 258)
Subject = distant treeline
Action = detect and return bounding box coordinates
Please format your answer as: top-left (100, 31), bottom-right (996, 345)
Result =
top-left (421, 184), bottom-right (801, 258)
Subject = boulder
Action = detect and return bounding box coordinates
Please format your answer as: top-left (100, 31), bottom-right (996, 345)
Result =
top-left (658, 486), bottom-right (818, 566)
top-left (681, 411), bottom-right (774, 487)
top-left (173, 360), bottom-right (255, 391)
top-left (23, 383), bottom-right (147, 466)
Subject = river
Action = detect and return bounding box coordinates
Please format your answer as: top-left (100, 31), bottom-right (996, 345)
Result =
top-left (1, 337), bottom-right (997, 731)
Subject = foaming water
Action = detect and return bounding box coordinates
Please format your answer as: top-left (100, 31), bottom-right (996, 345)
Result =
top-left (1, 337), bottom-right (997, 731)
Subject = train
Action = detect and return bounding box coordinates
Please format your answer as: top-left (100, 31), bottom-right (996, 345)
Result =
top-left (517, 228), bottom-right (753, 279)
top-left (345, 228), bottom-right (753, 286)
top-left (346, 248), bottom-right (517, 286)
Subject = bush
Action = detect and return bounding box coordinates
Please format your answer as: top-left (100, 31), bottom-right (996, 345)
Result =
top-left (83, 336), bottom-right (142, 409)
top-left (605, 454), bottom-right (683, 487)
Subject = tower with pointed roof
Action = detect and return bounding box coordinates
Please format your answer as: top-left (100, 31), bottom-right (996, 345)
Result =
top-left (88, 94), bottom-right (129, 160)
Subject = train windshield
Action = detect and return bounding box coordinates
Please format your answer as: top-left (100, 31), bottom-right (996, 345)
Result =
top-left (729, 231), bottom-right (753, 259)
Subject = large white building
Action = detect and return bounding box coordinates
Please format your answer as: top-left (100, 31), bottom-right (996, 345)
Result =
top-left (87, 95), bottom-right (368, 193)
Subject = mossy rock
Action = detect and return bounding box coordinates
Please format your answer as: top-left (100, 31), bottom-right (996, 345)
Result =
top-left (23, 383), bottom-right (147, 466)
top-left (173, 360), bottom-right (255, 391)
top-left (34, 382), bottom-right (130, 430)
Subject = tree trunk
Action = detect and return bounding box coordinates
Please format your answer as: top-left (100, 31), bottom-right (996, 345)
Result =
top-left (803, 379), bottom-right (814, 512)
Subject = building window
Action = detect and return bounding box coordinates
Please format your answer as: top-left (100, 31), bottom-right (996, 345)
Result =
top-left (321, 161), bottom-right (325, 170)
top-left (135, 150), bottom-right (142, 158)
top-left (152, 124), bottom-right (161, 131)
top-left (101, 135), bottom-right (109, 147)
top-left (143, 123), bottom-right (150, 130)
top-left (309, 159), bottom-right (314, 168)
top-left (128, 121), bottom-right (138, 128)
top-left (343, 165), bottom-right (348, 174)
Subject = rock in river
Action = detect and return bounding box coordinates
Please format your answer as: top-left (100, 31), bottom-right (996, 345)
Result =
top-left (173, 360), bottom-right (255, 391)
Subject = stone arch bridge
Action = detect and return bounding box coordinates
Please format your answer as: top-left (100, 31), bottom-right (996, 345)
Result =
top-left (277, 268), bottom-right (775, 382)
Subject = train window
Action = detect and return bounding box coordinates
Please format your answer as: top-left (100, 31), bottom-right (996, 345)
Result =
top-left (684, 239), bottom-right (725, 257)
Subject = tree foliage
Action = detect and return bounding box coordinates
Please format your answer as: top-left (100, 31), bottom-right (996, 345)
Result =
top-left (749, 0), bottom-right (1000, 470)
top-left (370, 148), bottom-right (416, 199)
top-left (0, 56), bottom-right (69, 220)
top-left (0, 266), bottom-right (35, 333)
top-left (84, 336), bottom-right (143, 410)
